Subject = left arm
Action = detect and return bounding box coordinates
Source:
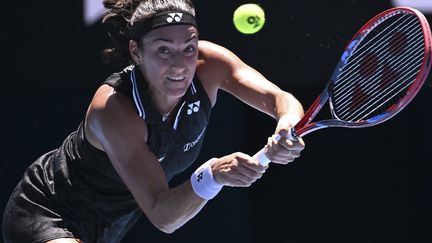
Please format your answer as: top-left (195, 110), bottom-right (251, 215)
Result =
top-left (197, 40), bottom-right (305, 164)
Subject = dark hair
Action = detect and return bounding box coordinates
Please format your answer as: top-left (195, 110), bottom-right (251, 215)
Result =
top-left (101, 0), bottom-right (196, 66)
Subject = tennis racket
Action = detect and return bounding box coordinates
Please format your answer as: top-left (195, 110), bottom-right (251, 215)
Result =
top-left (254, 6), bottom-right (432, 166)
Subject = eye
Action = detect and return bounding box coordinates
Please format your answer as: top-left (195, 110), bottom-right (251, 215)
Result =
top-left (158, 46), bottom-right (171, 55)
top-left (184, 45), bottom-right (196, 55)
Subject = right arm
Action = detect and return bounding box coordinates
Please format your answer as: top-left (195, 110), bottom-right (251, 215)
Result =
top-left (85, 85), bottom-right (265, 233)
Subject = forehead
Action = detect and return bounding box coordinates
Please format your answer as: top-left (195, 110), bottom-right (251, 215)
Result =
top-left (143, 25), bottom-right (199, 43)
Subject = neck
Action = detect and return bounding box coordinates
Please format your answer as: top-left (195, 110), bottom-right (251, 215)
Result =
top-left (152, 94), bottom-right (181, 116)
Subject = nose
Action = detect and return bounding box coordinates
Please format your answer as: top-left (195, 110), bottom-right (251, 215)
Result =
top-left (170, 52), bottom-right (186, 73)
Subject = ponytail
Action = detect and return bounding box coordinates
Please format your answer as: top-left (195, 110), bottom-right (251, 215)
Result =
top-left (101, 0), bottom-right (140, 66)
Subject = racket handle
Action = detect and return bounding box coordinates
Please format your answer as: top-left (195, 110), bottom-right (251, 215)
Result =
top-left (253, 128), bottom-right (298, 166)
top-left (253, 134), bottom-right (281, 166)
top-left (253, 147), bottom-right (271, 166)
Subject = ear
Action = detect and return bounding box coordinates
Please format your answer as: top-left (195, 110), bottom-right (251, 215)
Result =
top-left (129, 40), bottom-right (142, 64)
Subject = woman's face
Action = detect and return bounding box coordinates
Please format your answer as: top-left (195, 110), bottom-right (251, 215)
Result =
top-left (138, 25), bottom-right (199, 99)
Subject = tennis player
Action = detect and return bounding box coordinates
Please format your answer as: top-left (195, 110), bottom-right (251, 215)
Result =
top-left (2, 0), bottom-right (305, 242)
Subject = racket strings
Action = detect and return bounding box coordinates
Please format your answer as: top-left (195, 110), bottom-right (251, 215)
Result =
top-left (338, 47), bottom-right (423, 122)
top-left (336, 43), bottom-right (423, 118)
top-left (337, 14), bottom-right (416, 78)
top-left (334, 33), bottom-right (423, 106)
top-left (336, 42), bottom-right (423, 116)
top-left (338, 15), bottom-right (423, 89)
top-left (331, 13), bottom-right (425, 122)
top-left (343, 60), bottom-right (421, 121)
top-left (337, 21), bottom-right (421, 84)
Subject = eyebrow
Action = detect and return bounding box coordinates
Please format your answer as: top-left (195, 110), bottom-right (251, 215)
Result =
top-left (152, 35), bottom-right (197, 44)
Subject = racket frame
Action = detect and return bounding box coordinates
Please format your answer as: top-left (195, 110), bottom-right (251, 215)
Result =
top-left (290, 6), bottom-right (432, 139)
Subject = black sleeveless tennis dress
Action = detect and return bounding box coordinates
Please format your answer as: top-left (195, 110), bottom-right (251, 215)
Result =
top-left (2, 66), bottom-right (212, 243)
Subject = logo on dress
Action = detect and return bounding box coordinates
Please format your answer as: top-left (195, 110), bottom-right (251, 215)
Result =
top-left (167, 13), bottom-right (183, 23)
top-left (187, 101), bottom-right (200, 115)
top-left (183, 128), bottom-right (206, 152)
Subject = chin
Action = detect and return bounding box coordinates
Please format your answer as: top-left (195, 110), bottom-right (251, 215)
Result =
top-left (170, 87), bottom-right (189, 98)
top-left (166, 80), bottom-right (191, 97)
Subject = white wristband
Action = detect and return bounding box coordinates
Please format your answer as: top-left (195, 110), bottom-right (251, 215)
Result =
top-left (191, 159), bottom-right (223, 200)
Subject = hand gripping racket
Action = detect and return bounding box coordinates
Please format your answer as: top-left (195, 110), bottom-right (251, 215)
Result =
top-left (254, 6), bottom-right (432, 165)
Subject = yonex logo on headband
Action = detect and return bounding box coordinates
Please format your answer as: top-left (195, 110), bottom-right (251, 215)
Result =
top-left (167, 13), bottom-right (183, 23)
top-left (129, 11), bottom-right (197, 39)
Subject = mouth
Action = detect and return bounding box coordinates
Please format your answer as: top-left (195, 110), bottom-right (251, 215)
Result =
top-left (166, 76), bottom-right (186, 82)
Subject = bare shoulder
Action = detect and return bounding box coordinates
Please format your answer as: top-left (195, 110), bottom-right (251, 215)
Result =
top-left (88, 84), bottom-right (134, 116)
top-left (85, 84), bottom-right (148, 151)
top-left (198, 40), bottom-right (223, 55)
top-left (198, 40), bottom-right (240, 65)
top-left (197, 40), bottom-right (244, 105)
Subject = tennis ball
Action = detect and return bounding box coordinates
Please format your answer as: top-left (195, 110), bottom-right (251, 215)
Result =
top-left (233, 4), bottom-right (265, 34)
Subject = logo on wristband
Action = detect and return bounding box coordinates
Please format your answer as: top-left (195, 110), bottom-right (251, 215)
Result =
top-left (197, 171), bottom-right (203, 182)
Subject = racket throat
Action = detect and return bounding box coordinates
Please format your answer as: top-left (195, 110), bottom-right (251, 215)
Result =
top-left (287, 128), bottom-right (300, 141)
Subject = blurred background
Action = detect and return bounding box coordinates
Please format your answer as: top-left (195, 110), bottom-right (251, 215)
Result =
top-left (2, 0), bottom-right (432, 242)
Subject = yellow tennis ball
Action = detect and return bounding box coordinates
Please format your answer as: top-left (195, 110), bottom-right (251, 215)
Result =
top-left (233, 4), bottom-right (265, 34)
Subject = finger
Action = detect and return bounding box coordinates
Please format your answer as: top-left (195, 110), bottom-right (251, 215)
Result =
top-left (238, 159), bottom-right (267, 173)
top-left (235, 163), bottom-right (264, 180)
top-left (269, 154), bottom-right (294, 165)
top-left (224, 171), bottom-right (258, 187)
top-left (272, 148), bottom-right (302, 160)
top-left (265, 146), bottom-right (301, 164)
top-left (264, 132), bottom-right (305, 165)
top-left (225, 158), bottom-right (263, 180)
top-left (276, 128), bottom-right (289, 138)
top-left (296, 137), bottom-right (306, 147)
top-left (269, 139), bottom-right (295, 156)
top-left (234, 153), bottom-right (267, 173)
top-left (275, 137), bottom-right (305, 156)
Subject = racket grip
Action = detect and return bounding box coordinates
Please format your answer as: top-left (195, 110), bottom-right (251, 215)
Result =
top-left (253, 134), bottom-right (281, 166)
top-left (253, 128), bottom-right (298, 166)
top-left (253, 147), bottom-right (271, 166)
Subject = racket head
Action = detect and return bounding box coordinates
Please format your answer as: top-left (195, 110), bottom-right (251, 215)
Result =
top-left (296, 6), bottom-right (432, 137)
